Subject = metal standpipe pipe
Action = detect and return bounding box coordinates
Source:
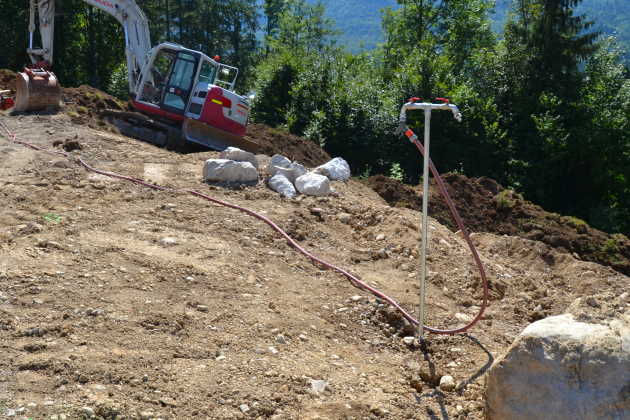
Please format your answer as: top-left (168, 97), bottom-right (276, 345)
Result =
top-left (398, 98), bottom-right (490, 340)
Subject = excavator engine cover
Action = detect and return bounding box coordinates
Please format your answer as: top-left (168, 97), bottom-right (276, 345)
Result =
top-left (14, 68), bottom-right (61, 112)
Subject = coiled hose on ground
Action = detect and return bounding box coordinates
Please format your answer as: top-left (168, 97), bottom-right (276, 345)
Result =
top-left (0, 119), bottom-right (488, 335)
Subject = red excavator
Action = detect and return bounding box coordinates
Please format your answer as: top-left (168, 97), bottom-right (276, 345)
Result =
top-left (5, 0), bottom-right (257, 152)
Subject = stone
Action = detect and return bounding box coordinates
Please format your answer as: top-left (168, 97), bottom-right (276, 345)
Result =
top-left (485, 313), bottom-right (630, 420)
top-left (270, 154), bottom-right (292, 169)
top-left (314, 157), bottom-right (351, 181)
top-left (139, 411), bottom-right (155, 420)
top-left (196, 304), bottom-right (209, 313)
top-left (455, 312), bottom-right (472, 323)
top-left (159, 237), bottom-right (177, 247)
top-left (375, 233), bottom-right (385, 241)
top-left (82, 407), bottom-right (95, 418)
top-left (86, 308), bottom-right (104, 316)
top-left (295, 173), bottom-right (331, 197)
top-left (439, 375), bottom-right (456, 392)
top-left (269, 162), bottom-right (307, 183)
top-left (239, 404), bottom-right (250, 413)
top-left (202, 159), bottom-right (258, 184)
top-left (337, 213), bottom-right (352, 224)
top-left (402, 336), bottom-right (415, 346)
top-left (309, 379), bottom-right (329, 394)
top-left (268, 174), bottom-right (297, 198)
top-left (219, 147), bottom-right (258, 169)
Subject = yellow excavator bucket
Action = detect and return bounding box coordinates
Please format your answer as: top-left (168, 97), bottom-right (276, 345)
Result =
top-left (14, 69), bottom-right (61, 112)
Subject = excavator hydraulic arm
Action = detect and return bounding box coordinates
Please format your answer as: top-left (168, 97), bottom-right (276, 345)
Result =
top-left (15, 0), bottom-right (151, 112)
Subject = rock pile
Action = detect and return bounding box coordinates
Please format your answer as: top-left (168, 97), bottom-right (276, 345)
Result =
top-left (202, 148), bottom-right (351, 197)
top-left (267, 153), bottom-right (350, 198)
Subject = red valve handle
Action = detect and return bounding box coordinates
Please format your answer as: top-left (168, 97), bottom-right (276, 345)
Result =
top-left (408, 97), bottom-right (422, 103)
top-left (435, 97), bottom-right (450, 103)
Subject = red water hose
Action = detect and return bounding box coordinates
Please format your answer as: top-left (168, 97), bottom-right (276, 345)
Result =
top-left (0, 119), bottom-right (488, 335)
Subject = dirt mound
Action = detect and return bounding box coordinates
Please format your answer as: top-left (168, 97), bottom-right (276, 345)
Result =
top-left (0, 69), bottom-right (17, 93)
top-left (246, 123), bottom-right (330, 167)
top-left (62, 85), bottom-right (126, 130)
top-left (367, 173), bottom-right (630, 275)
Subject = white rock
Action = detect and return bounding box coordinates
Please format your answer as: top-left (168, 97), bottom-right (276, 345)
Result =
top-left (402, 336), bottom-right (415, 346)
top-left (270, 154), bottom-right (292, 169)
top-left (268, 174), bottom-right (297, 198)
top-left (314, 157), bottom-right (351, 181)
top-left (295, 173), bottom-right (331, 196)
top-left (219, 147), bottom-right (258, 169)
top-left (159, 237), bottom-right (177, 247)
top-left (310, 379), bottom-right (329, 394)
top-left (82, 407), bottom-right (95, 418)
top-left (269, 162), bottom-right (307, 183)
top-left (203, 159), bottom-right (258, 184)
top-left (439, 375), bottom-right (456, 392)
top-left (239, 404), bottom-right (250, 413)
top-left (485, 313), bottom-right (630, 420)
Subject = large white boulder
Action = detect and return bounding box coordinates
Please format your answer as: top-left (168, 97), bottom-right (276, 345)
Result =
top-left (270, 154), bottom-right (292, 169)
top-left (203, 159), bottom-right (258, 184)
top-left (268, 174), bottom-right (296, 198)
top-left (485, 313), bottom-right (630, 420)
top-left (314, 157), bottom-right (351, 181)
top-left (269, 162), bottom-right (307, 183)
top-left (220, 147), bottom-right (258, 169)
top-left (295, 173), bottom-right (331, 196)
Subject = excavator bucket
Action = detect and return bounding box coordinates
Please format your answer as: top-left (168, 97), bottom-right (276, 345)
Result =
top-left (14, 68), bottom-right (61, 112)
top-left (183, 118), bottom-right (259, 153)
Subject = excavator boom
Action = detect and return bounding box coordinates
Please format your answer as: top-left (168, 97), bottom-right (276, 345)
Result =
top-left (13, 0), bottom-right (255, 153)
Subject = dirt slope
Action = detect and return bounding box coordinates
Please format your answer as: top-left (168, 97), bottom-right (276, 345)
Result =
top-left (367, 174), bottom-right (630, 276)
top-left (0, 110), bottom-right (627, 420)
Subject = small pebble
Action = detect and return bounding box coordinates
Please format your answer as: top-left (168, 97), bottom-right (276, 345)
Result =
top-left (402, 336), bottom-right (415, 346)
top-left (439, 375), bottom-right (456, 392)
top-left (159, 237), bottom-right (177, 247)
top-left (239, 404), bottom-right (249, 413)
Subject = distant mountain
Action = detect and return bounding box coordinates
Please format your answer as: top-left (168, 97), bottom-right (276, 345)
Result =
top-left (307, 0), bottom-right (630, 58)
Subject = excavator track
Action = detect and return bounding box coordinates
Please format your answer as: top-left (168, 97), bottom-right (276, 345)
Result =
top-left (101, 109), bottom-right (185, 151)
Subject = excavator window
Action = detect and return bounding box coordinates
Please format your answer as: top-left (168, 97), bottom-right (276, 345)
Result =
top-left (139, 49), bottom-right (176, 105)
top-left (163, 52), bottom-right (197, 112)
top-left (198, 61), bottom-right (217, 84)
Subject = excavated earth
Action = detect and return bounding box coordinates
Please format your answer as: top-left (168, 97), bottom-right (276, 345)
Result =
top-left (367, 174), bottom-right (630, 276)
top-left (0, 78), bottom-right (629, 420)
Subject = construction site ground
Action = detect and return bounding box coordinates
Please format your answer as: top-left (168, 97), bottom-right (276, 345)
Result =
top-left (0, 81), bottom-right (629, 420)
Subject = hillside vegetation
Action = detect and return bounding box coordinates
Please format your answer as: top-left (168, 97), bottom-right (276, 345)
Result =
top-left (310, 0), bottom-right (630, 57)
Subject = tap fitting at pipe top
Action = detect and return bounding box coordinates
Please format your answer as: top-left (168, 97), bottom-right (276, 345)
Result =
top-left (399, 98), bottom-right (462, 123)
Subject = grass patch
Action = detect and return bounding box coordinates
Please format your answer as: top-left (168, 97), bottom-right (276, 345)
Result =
top-left (493, 189), bottom-right (520, 210)
top-left (562, 215), bottom-right (588, 233)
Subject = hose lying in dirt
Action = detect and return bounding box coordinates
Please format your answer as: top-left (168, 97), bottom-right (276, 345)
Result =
top-left (0, 119), bottom-right (488, 335)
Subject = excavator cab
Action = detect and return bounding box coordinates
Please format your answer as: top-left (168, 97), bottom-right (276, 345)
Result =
top-left (133, 43), bottom-right (255, 152)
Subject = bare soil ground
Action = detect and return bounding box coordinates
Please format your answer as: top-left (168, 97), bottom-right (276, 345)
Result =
top-left (367, 174), bottom-right (630, 276)
top-left (0, 80), bottom-right (628, 420)
top-left (1, 114), bottom-right (628, 420)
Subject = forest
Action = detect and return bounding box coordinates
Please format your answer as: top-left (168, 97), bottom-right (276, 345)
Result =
top-left (0, 0), bottom-right (628, 236)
